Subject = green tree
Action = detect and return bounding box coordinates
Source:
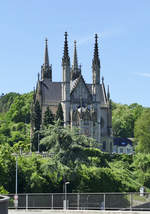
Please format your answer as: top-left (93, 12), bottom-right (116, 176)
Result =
top-left (33, 100), bottom-right (41, 131)
top-left (0, 92), bottom-right (19, 113)
top-left (43, 107), bottom-right (54, 126)
top-left (129, 103), bottom-right (143, 121)
top-left (0, 143), bottom-right (16, 193)
top-left (132, 153), bottom-right (150, 189)
top-left (112, 104), bottom-right (134, 137)
top-left (31, 100), bottom-right (42, 151)
top-left (6, 92), bottom-right (33, 123)
top-left (112, 102), bottom-right (144, 138)
top-left (134, 109), bottom-right (150, 153)
top-left (55, 103), bottom-right (64, 125)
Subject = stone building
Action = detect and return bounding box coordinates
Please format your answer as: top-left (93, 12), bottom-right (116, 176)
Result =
top-left (34, 33), bottom-right (113, 153)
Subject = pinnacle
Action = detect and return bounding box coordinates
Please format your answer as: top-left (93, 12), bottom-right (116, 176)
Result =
top-left (107, 85), bottom-right (110, 100)
top-left (44, 37), bottom-right (49, 66)
top-left (93, 34), bottom-right (100, 67)
top-left (73, 40), bottom-right (78, 70)
top-left (62, 32), bottom-right (70, 65)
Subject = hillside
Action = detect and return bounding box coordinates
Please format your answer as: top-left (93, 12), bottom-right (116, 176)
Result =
top-left (0, 92), bottom-right (150, 194)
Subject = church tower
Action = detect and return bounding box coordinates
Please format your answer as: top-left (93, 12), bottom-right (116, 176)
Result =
top-left (92, 34), bottom-right (100, 100)
top-left (61, 32), bottom-right (70, 126)
top-left (92, 34), bottom-right (101, 142)
top-left (41, 38), bottom-right (52, 81)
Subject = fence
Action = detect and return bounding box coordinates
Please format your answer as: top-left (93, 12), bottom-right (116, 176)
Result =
top-left (7, 192), bottom-right (150, 210)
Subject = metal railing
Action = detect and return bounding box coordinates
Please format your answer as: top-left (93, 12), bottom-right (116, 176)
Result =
top-left (7, 192), bottom-right (150, 210)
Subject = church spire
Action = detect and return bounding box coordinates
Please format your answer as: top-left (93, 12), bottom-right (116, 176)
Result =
top-left (92, 34), bottom-right (100, 68)
top-left (41, 38), bottom-right (52, 81)
top-left (44, 38), bottom-right (49, 67)
top-left (73, 40), bottom-right (78, 70)
top-left (62, 32), bottom-right (70, 126)
top-left (62, 32), bottom-right (70, 66)
top-left (92, 34), bottom-right (100, 86)
top-left (71, 40), bottom-right (81, 80)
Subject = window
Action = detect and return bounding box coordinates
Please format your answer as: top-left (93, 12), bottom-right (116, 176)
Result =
top-left (84, 120), bottom-right (89, 125)
top-left (120, 148), bottom-right (123, 154)
top-left (127, 148), bottom-right (131, 154)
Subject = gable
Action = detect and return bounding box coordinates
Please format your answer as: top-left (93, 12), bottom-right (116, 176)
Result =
top-left (70, 76), bottom-right (92, 103)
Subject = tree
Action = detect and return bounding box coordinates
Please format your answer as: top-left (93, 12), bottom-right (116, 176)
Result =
top-left (43, 107), bottom-right (54, 126)
top-left (0, 92), bottom-right (19, 113)
top-left (129, 103), bottom-right (143, 121)
top-left (31, 100), bottom-right (41, 151)
top-left (6, 92), bottom-right (33, 123)
top-left (112, 104), bottom-right (134, 137)
top-left (55, 103), bottom-right (64, 125)
top-left (33, 100), bottom-right (41, 131)
top-left (112, 102), bottom-right (144, 138)
top-left (134, 109), bottom-right (150, 153)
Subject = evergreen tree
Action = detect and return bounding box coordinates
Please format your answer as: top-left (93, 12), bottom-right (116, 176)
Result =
top-left (43, 106), bottom-right (54, 126)
top-left (55, 103), bottom-right (64, 125)
top-left (31, 100), bottom-right (41, 151)
top-left (34, 100), bottom-right (41, 131)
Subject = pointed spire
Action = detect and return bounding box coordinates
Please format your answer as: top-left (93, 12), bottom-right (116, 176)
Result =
top-left (41, 38), bottom-right (52, 81)
top-left (73, 40), bottom-right (78, 70)
top-left (62, 32), bottom-right (70, 66)
top-left (93, 34), bottom-right (100, 68)
top-left (102, 76), bottom-right (104, 83)
top-left (38, 72), bottom-right (40, 81)
top-left (44, 38), bottom-right (49, 66)
top-left (107, 85), bottom-right (110, 100)
top-left (71, 40), bottom-right (81, 80)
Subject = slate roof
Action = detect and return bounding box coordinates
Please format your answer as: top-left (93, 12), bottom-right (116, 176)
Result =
top-left (41, 79), bottom-right (62, 102)
top-left (113, 137), bottom-right (133, 147)
top-left (40, 78), bottom-right (107, 105)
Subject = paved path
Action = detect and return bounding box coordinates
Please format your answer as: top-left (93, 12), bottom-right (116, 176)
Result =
top-left (8, 210), bottom-right (150, 214)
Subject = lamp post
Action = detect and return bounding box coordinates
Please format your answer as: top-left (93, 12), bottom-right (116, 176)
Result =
top-left (64, 181), bottom-right (70, 209)
top-left (12, 153), bottom-right (18, 209)
top-left (15, 155), bottom-right (18, 196)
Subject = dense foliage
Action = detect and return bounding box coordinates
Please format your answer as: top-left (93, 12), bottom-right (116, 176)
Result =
top-left (43, 107), bottom-right (54, 127)
top-left (0, 92), bottom-right (150, 194)
top-left (112, 102), bottom-right (143, 138)
top-left (134, 109), bottom-right (150, 153)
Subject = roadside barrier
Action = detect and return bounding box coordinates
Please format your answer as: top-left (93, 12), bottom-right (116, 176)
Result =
top-left (7, 192), bottom-right (150, 211)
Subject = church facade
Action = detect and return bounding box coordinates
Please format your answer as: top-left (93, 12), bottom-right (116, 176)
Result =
top-left (34, 33), bottom-right (113, 153)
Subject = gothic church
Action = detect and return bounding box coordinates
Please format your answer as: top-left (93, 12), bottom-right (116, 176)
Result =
top-left (34, 33), bottom-right (113, 153)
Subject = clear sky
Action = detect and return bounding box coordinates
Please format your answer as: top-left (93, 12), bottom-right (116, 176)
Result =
top-left (0, 0), bottom-right (150, 107)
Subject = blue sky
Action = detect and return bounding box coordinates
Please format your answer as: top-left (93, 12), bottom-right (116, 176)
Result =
top-left (0, 0), bottom-right (150, 106)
